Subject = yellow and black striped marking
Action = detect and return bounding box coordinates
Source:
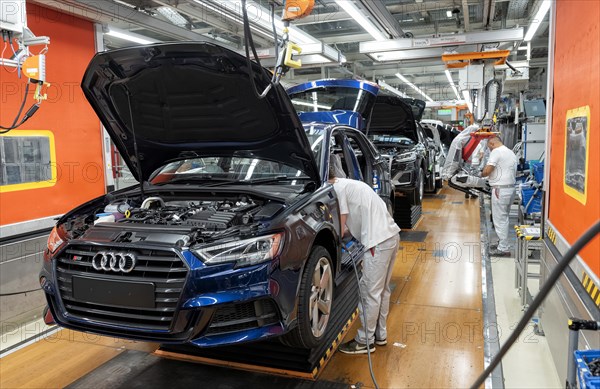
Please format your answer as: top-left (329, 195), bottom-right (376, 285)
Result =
top-left (547, 226), bottom-right (557, 244)
top-left (514, 225), bottom-right (541, 240)
top-left (582, 272), bottom-right (600, 307)
top-left (311, 309), bottom-right (359, 378)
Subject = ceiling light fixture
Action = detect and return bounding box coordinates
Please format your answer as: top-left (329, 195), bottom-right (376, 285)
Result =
top-left (524, 0), bottom-right (551, 41)
top-left (395, 72), bottom-right (434, 103)
top-left (156, 6), bottom-right (188, 27)
top-left (445, 69), bottom-right (461, 100)
top-left (106, 27), bottom-right (158, 45)
top-left (378, 80), bottom-right (408, 98)
top-left (334, 0), bottom-right (387, 41)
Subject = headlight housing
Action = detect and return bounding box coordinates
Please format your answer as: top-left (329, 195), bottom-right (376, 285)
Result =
top-left (395, 151), bottom-right (417, 162)
top-left (47, 226), bottom-right (65, 254)
top-left (192, 233), bottom-right (283, 268)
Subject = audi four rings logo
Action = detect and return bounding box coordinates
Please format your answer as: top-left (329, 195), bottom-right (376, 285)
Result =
top-left (92, 251), bottom-right (137, 273)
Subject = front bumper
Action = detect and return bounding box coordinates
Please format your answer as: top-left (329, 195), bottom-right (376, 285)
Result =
top-left (391, 160), bottom-right (418, 191)
top-left (41, 242), bottom-right (296, 347)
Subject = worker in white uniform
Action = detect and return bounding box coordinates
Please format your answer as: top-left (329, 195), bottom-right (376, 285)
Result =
top-left (328, 154), bottom-right (401, 354)
top-left (482, 136), bottom-right (518, 256)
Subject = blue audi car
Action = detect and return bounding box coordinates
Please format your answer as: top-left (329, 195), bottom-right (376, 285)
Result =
top-left (40, 42), bottom-right (392, 349)
top-left (287, 79), bottom-right (436, 207)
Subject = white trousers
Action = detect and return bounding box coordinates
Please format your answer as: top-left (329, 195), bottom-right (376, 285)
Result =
top-left (355, 234), bottom-right (400, 345)
top-left (491, 187), bottom-right (516, 251)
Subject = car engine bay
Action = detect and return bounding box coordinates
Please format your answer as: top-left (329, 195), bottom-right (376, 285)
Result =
top-left (61, 194), bottom-right (284, 246)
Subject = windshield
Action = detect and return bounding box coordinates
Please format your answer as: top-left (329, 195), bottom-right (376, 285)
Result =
top-left (289, 87), bottom-right (373, 115)
top-left (368, 134), bottom-right (415, 147)
top-left (150, 156), bottom-right (311, 185)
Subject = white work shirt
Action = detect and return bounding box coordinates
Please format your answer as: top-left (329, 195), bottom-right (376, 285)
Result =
top-left (332, 178), bottom-right (400, 249)
top-left (486, 145), bottom-right (518, 186)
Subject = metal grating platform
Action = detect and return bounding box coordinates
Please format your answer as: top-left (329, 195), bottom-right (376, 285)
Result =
top-left (156, 261), bottom-right (361, 379)
top-left (394, 202), bottom-right (423, 230)
top-left (65, 349), bottom-right (348, 389)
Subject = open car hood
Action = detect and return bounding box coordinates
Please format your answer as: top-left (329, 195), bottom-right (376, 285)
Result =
top-left (367, 94), bottom-right (418, 142)
top-left (401, 97), bottom-right (426, 121)
top-left (81, 42), bottom-right (320, 184)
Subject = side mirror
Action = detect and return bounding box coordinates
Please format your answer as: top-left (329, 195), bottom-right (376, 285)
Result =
top-left (282, 0), bottom-right (315, 21)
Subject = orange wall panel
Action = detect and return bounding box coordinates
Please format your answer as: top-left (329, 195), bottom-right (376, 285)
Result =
top-left (549, 0), bottom-right (600, 275)
top-left (0, 4), bottom-right (104, 225)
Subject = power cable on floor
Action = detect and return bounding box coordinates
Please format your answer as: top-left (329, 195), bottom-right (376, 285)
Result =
top-left (350, 248), bottom-right (380, 389)
top-left (470, 219), bottom-right (600, 388)
top-left (0, 288), bottom-right (42, 297)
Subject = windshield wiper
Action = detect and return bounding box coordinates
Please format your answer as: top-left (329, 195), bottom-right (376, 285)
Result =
top-left (152, 176), bottom-right (237, 186)
top-left (238, 176), bottom-right (311, 185)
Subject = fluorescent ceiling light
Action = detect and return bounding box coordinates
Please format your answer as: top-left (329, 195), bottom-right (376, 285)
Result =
top-left (524, 0), bottom-right (551, 41)
top-left (378, 80), bottom-right (408, 98)
top-left (106, 27), bottom-right (157, 45)
top-left (462, 90), bottom-right (473, 113)
top-left (445, 70), bottom-right (461, 100)
top-left (334, 0), bottom-right (387, 41)
top-left (156, 6), bottom-right (188, 27)
top-left (113, 0), bottom-right (135, 8)
top-left (395, 72), bottom-right (434, 103)
top-left (446, 10), bottom-right (453, 18)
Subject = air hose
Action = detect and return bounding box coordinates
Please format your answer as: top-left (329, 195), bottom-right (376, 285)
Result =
top-left (241, 0), bottom-right (285, 100)
top-left (474, 78), bottom-right (502, 124)
top-left (349, 244), bottom-right (380, 389)
top-left (470, 220), bottom-right (600, 388)
top-left (1, 82), bottom-right (41, 133)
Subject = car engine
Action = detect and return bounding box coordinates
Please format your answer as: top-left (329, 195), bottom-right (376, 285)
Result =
top-left (117, 196), bottom-right (260, 230)
top-left (62, 194), bottom-right (283, 246)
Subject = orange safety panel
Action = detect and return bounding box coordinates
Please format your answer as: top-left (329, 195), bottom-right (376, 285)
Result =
top-left (549, 0), bottom-right (600, 276)
top-left (0, 4), bottom-right (104, 226)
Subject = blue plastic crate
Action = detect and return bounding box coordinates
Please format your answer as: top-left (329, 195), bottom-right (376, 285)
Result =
top-left (574, 350), bottom-right (600, 389)
top-left (530, 161), bottom-right (544, 183)
top-left (521, 188), bottom-right (542, 213)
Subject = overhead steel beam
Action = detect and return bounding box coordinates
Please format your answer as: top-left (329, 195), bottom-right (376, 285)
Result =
top-left (295, 0), bottom-right (480, 25)
top-left (31, 0), bottom-right (217, 43)
top-left (358, 0), bottom-right (404, 38)
top-left (483, 0), bottom-right (497, 29)
top-left (462, 0), bottom-right (471, 31)
top-left (360, 28), bottom-right (524, 54)
top-left (175, 2), bottom-right (273, 47)
top-left (367, 45), bottom-right (479, 62)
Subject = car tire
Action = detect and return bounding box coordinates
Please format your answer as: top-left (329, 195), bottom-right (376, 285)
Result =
top-left (281, 246), bottom-right (334, 349)
top-left (409, 168), bottom-right (424, 206)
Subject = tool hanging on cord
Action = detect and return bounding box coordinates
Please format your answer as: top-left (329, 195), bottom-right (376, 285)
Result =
top-left (241, 0), bottom-right (313, 99)
top-left (0, 28), bottom-right (50, 133)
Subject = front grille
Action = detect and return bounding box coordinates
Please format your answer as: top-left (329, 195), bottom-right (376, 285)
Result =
top-left (55, 245), bottom-right (188, 331)
top-left (205, 299), bottom-right (279, 336)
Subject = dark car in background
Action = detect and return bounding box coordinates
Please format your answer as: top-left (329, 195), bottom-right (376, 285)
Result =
top-left (40, 43), bottom-right (391, 350)
top-left (287, 80), bottom-right (435, 208)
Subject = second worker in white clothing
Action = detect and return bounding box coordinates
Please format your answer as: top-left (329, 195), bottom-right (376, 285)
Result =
top-left (328, 154), bottom-right (401, 354)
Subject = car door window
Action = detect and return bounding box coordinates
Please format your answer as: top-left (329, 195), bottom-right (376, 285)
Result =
top-left (344, 131), bottom-right (373, 183)
top-left (341, 137), bottom-right (363, 181)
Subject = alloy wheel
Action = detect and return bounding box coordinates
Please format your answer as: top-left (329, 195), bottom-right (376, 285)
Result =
top-left (309, 256), bottom-right (333, 338)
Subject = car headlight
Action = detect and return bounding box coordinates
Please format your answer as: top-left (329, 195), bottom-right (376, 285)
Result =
top-left (47, 226), bottom-right (65, 254)
top-left (395, 151), bottom-right (417, 162)
top-left (192, 233), bottom-right (283, 267)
